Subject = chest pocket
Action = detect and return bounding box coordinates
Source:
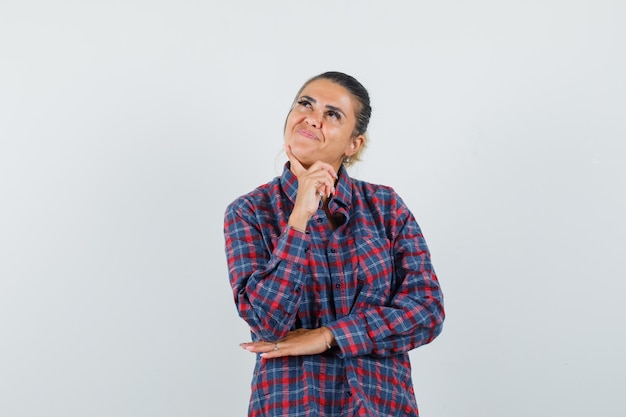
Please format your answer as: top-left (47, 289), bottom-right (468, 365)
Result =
top-left (352, 236), bottom-right (394, 309)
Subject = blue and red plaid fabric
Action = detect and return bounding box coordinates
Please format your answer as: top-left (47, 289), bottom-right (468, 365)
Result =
top-left (224, 163), bottom-right (444, 416)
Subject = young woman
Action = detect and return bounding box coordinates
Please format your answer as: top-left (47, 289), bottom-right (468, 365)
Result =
top-left (224, 71), bottom-right (444, 416)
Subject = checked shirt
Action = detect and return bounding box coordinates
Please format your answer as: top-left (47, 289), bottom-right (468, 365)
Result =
top-left (224, 163), bottom-right (444, 416)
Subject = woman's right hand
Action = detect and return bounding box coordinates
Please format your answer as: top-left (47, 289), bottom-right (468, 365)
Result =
top-left (285, 145), bottom-right (338, 231)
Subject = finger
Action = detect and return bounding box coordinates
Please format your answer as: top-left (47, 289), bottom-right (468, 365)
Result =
top-left (240, 341), bottom-right (272, 353)
top-left (260, 351), bottom-right (283, 359)
top-left (310, 171), bottom-right (337, 199)
top-left (315, 185), bottom-right (333, 200)
top-left (260, 343), bottom-right (287, 359)
top-left (308, 161), bottom-right (338, 180)
top-left (284, 145), bottom-right (306, 177)
top-left (312, 184), bottom-right (330, 200)
top-left (309, 169), bottom-right (336, 191)
top-left (316, 184), bottom-right (331, 200)
top-left (317, 177), bottom-right (335, 198)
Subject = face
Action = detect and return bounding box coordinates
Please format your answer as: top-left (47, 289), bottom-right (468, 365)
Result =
top-left (284, 78), bottom-right (364, 171)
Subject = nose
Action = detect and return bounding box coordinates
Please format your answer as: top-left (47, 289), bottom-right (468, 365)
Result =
top-left (306, 111), bottom-right (322, 128)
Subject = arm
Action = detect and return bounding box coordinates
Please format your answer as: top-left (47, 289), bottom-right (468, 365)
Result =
top-left (327, 197), bottom-right (445, 358)
top-left (238, 192), bottom-right (444, 360)
top-left (224, 204), bottom-right (310, 342)
top-left (225, 150), bottom-right (338, 343)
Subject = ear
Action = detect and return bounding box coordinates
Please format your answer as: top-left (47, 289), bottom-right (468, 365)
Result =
top-left (346, 134), bottom-right (365, 157)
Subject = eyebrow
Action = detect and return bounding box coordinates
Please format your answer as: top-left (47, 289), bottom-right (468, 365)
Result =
top-left (300, 95), bottom-right (347, 119)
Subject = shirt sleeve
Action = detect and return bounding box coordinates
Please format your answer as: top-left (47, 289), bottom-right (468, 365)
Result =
top-left (224, 201), bottom-right (310, 342)
top-left (326, 197), bottom-right (445, 358)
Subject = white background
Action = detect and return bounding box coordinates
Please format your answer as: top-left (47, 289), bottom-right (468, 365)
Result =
top-left (1, 1), bottom-right (624, 416)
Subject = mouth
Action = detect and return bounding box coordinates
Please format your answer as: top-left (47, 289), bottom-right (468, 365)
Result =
top-left (296, 128), bottom-right (319, 141)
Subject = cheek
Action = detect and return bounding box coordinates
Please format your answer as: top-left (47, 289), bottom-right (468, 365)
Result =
top-left (325, 127), bottom-right (351, 146)
top-left (284, 112), bottom-right (298, 130)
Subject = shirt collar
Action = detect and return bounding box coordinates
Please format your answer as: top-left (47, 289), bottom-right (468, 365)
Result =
top-left (280, 163), bottom-right (299, 203)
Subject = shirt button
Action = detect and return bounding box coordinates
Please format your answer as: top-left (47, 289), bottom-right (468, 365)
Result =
top-left (345, 392), bottom-right (352, 397)
top-left (330, 249), bottom-right (336, 253)
top-left (316, 217), bottom-right (323, 223)
top-left (335, 283), bottom-right (341, 289)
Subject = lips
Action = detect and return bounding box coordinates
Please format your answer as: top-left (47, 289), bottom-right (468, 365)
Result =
top-left (296, 128), bottom-right (319, 140)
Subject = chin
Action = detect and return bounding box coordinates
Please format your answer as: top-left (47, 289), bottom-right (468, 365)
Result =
top-left (288, 142), bottom-right (312, 159)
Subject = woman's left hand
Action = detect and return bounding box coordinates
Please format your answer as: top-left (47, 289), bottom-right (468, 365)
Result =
top-left (240, 328), bottom-right (333, 359)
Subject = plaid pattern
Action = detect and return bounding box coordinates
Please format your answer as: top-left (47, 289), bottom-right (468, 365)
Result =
top-left (224, 164), bottom-right (444, 416)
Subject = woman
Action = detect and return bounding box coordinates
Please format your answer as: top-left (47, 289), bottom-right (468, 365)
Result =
top-left (224, 71), bottom-right (444, 416)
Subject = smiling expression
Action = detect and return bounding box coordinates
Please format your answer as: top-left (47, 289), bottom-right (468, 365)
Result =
top-left (284, 78), bottom-right (364, 172)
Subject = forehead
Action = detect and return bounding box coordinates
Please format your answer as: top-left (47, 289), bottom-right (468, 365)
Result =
top-left (300, 79), bottom-right (357, 116)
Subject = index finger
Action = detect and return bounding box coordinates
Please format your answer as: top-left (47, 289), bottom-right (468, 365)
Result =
top-left (284, 145), bottom-right (306, 177)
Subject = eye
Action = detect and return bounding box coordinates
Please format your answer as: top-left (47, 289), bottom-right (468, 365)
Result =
top-left (297, 99), bottom-right (312, 108)
top-left (327, 110), bottom-right (341, 121)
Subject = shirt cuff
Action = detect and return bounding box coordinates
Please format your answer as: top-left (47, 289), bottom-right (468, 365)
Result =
top-left (326, 316), bottom-right (373, 358)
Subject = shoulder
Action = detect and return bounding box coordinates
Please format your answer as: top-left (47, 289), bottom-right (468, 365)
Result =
top-left (350, 177), bottom-right (406, 211)
top-left (225, 177), bottom-right (280, 219)
top-left (348, 177), bottom-right (416, 240)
